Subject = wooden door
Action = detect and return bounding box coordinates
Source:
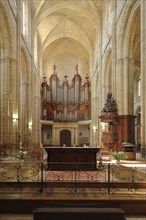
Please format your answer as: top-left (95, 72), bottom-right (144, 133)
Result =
top-left (60, 130), bottom-right (71, 147)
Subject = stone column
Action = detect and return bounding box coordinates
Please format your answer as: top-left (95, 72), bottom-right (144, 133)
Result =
top-left (0, 58), bottom-right (8, 143)
top-left (28, 82), bottom-right (32, 146)
top-left (116, 59), bottom-right (132, 115)
top-left (17, 0), bottom-right (21, 148)
top-left (120, 57), bottom-right (134, 115)
top-left (10, 58), bottom-right (18, 145)
top-left (140, 0), bottom-right (146, 158)
top-left (0, 58), bottom-right (17, 145)
top-left (52, 126), bottom-right (56, 146)
top-left (56, 127), bottom-right (60, 145)
top-left (71, 128), bottom-right (74, 146)
top-left (75, 127), bottom-right (78, 146)
top-left (115, 58), bottom-right (124, 114)
top-left (112, 0), bottom-right (117, 98)
top-left (34, 96), bottom-right (40, 147)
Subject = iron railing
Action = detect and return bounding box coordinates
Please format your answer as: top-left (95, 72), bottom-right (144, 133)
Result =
top-left (0, 161), bottom-right (145, 194)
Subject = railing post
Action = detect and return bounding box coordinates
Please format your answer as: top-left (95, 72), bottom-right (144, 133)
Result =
top-left (108, 163), bottom-right (110, 194)
top-left (40, 162), bottom-right (44, 193)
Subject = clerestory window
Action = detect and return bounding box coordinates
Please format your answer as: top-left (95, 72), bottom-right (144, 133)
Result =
top-left (137, 76), bottom-right (141, 97)
top-left (34, 32), bottom-right (38, 68)
top-left (22, 0), bottom-right (28, 38)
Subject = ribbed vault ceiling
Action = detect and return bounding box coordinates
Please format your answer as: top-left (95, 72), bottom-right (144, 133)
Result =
top-left (30, 0), bottom-right (106, 80)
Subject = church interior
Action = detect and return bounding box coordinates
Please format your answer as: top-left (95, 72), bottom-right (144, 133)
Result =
top-left (0, 0), bottom-right (146, 219)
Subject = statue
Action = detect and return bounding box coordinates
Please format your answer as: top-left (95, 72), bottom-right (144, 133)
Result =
top-left (75, 64), bottom-right (79, 73)
top-left (53, 64), bottom-right (57, 74)
top-left (101, 93), bottom-right (118, 114)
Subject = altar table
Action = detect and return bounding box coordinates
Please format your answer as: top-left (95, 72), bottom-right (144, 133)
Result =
top-left (44, 147), bottom-right (100, 171)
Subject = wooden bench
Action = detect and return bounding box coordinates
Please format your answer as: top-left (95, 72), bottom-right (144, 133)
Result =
top-left (33, 207), bottom-right (125, 220)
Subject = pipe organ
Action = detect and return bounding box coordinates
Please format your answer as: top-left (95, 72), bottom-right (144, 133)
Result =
top-left (41, 66), bottom-right (90, 122)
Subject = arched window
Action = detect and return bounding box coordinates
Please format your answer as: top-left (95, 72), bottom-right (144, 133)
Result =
top-left (137, 76), bottom-right (141, 97)
top-left (22, 0), bottom-right (28, 38)
top-left (135, 75), bottom-right (141, 98)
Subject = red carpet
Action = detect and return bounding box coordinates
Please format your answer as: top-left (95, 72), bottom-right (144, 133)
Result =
top-left (43, 170), bottom-right (107, 182)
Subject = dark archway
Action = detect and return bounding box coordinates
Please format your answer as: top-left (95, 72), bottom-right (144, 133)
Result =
top-left (60, 130), bottom-right (71, 147)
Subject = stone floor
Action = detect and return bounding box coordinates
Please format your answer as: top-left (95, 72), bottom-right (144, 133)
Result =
top-left (0, 159), bottom-right (145, 219)
top-left (0, 214), bottom-right (146, 220)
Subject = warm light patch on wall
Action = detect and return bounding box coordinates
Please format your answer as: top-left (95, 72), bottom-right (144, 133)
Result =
top-left (12, 114), bottom-right (18, 123)
top-left (28, 121), bottom-right (32, 129)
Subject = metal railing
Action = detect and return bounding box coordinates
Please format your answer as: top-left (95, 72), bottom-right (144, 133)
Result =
top-left (0, 161), bottom-right (145, 194)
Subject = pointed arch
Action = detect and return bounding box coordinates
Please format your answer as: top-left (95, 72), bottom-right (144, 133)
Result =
top-left (116, 0), bottom-right (140, 115)
top-left (117, 0), bottom-right (140, 58)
